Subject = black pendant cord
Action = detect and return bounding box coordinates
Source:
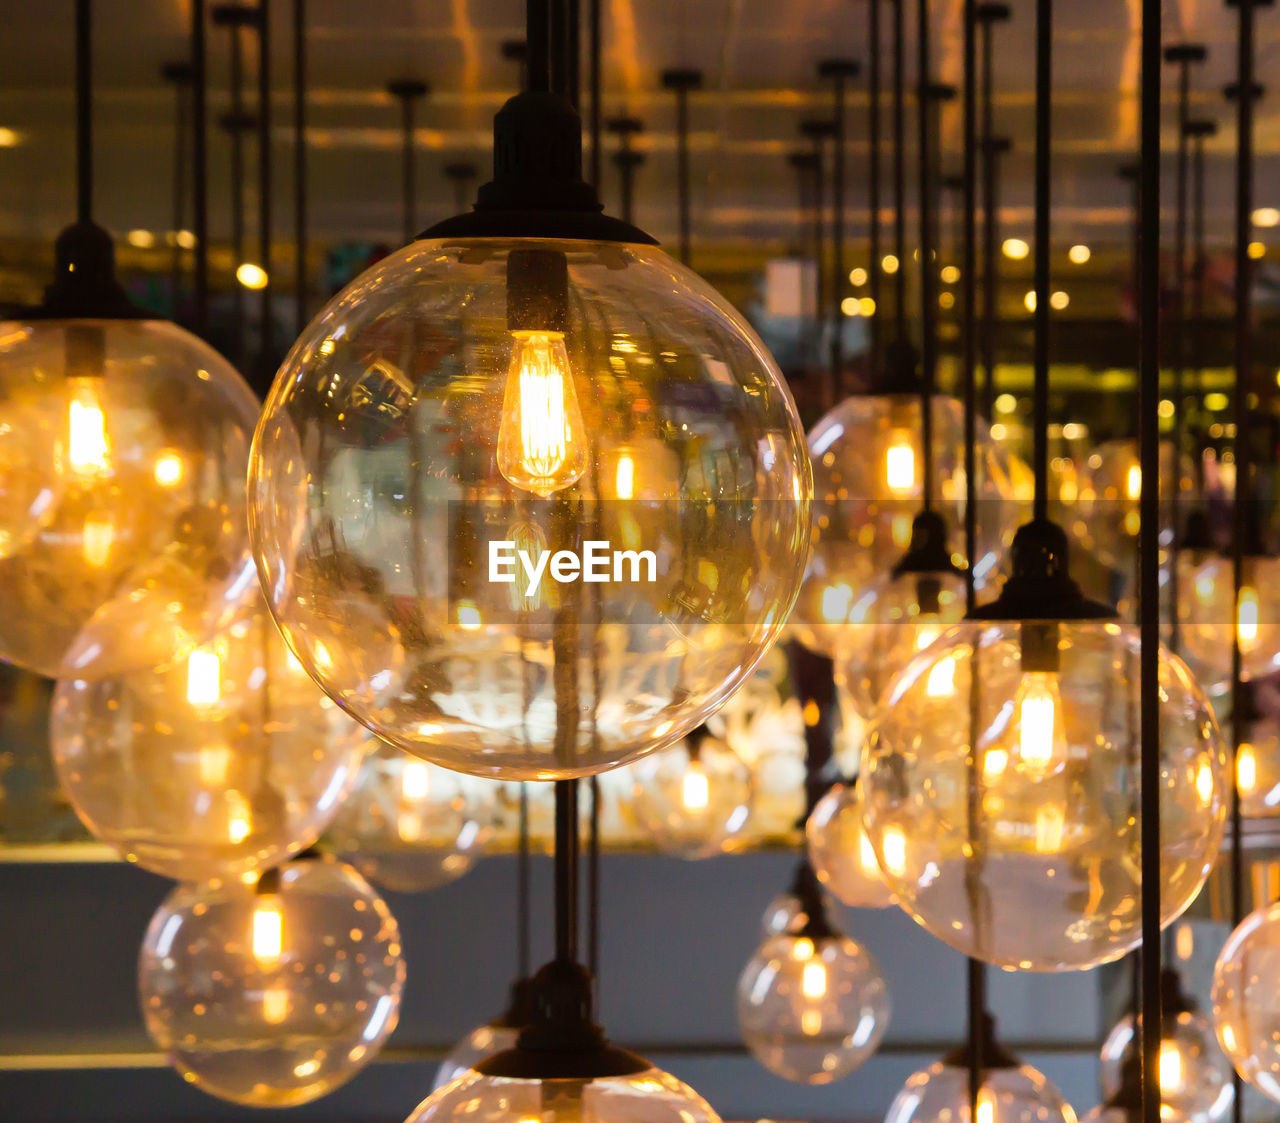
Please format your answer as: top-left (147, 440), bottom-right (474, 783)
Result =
top-left (891, 0), bottom-right (908, 338)
top-left (1120, 163), bottom-right (1141, 341)
top-left (977, 5), bottom-right (1010, 419)
top-left (566, 0), bottom-right (581, 111)
top-left (587, 776), bottom-right (601, 991)
top-left (1030, 0), bottom-right (1051, 519)
top-left (607, 117), bottom-right (644, 226)
top-left (916, 0), bottom-right (937, 512)
top-left (868, 0), bottom-right (883, 386)
top-left (1137, 1), bottom-right (1162, 1122)
top-left (588, 0), bottom-right (601, 189)
top-left (292, 0), bottom-right (306, 337)
top-left (75, 0), bottom-right (92, 223)
top-left (554, 780), bottom-right (580, 964)
top-left (388, 79), bottom-right (429, 247)
top-left (192, 0), bottom-right (209, 335)
top-left (257, 0), bottom-right (272, 382)
top-left (518, 783), bottom-right (531, 983)
top-left (162, 61), bottom-right (193, 317)
top-left (662, 69), bottom-right (702, 268)
top-left (527, 0), bottom-right (550, 93)
top-left (790, 643), bottom-right (837, 819)
top-left (214, 4), bottom-right (252, 369)
top-left (820, 59), bottom-right (860, 400)
top-left (801, 118), bottom-right (835, 394)
top-left (1188, 119), bottom-right (1215, 433)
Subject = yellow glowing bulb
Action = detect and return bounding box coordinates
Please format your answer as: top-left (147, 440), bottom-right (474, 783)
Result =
top-left (891, 512), bottom-right (913, 549)
top-left (792, 937), bottom-right (815, 961)
top-left (1159, 1040), bottom-right (1185, 1093)
top-left (197, 744), bottom-right (232, 786)
top-left (800, 1008), bottom-right (823, 1036)
top-left (186, 647), bottom-right (222, 707)
top-left (228, 804), bottom-right (252, 844)
top-left (1003, 237), bottom-right (1030, 260)
top-left (1175, 922), bottom-right (1194, 962)
top-left (1016, 672), bottom-right (1067, 774)
top-left (1194, 569), bottom-right (1215, 604)
top-left (1126, 464), bottom-right (1142, 500)
top-left (401, 760), bottom-right (430, 801)
top-left (1237, 744), bottom-right (1258, 795)
top-left (914, 613), bottom-right (942, 652)
top-left (397, 810), bottom-right (422, 842)
top-left (820, 582), bottom-right (852, 624)
top-left (983, 747), bottom-right (1009, 778)
top-left (67, 380), bottom-right (110, 476)
top-left (1034, 802), bottom-right (1066, 854)
top-left (262, 984), bottom-right (289, 1024)
top-left (859, 831), bottom-right (880, 877)
top-left (456, 600), bottom-right (482, 631)
top-left (801, 960), bottom-right (828, 1000)
top-left (1068, 243), bottom-right (1091, 264)
top-left (681, 762), bottom-right (710, 811)
top-left (976, 1088), bottom-right (997, 1123)
top-left (1238, 586), bottom-right (1261, 652)
top-left (927, 654), bottom-right (956, 698)
top-left (885, 432), bottom-right (916, 496)
top-left (882, 253), bottom-right (900, 274)
top-left (881, 825), bottom-right (907, 875)
top-left (153, 450), bottom-right (184, 486)
top-left (252, 896), bottom-right (284, 964)
top-left (497, 330), bottom-right (587, 495)
top-left (615, 452), bottom-right (635, 499)
top-left (81, 514), bottom-right (115, 567)
top-left (236, 262), bottom-right (268, 289)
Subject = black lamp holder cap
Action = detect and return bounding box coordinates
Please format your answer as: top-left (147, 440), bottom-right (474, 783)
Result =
top-left (968, 518), bottom-right (1116, 622)
top-left (32, 220), bottom-right (153, 321)
top-left (1184, 118), bottom-right (1218, 138)
top-left (419, 90), bottom-right (656, 245)
top-left (612, 150), bottom-right (646, 170)
top-left (605, 116), bottom-right (644, 136)
top-left (475, 959), bottom-right (649, 1080)
top-left (1231, 677), bottom-right (1266, 726)
top-left (982, 135), bottom-right (1013, 156)
top-left (927, 82), bottom-right (958, 101)
top-left (1225, 81), bottom-right (1266, 101)
top-left (800, 118), bottom-right (837, 141)
top-left (219, 110), bottom-right (258, 133)
top-left (891, 509), bottom-right (963, 579)
top-left (818, 58), bottom-right (861, 80)
top-left (975, 2), bottom-right (1013, 21)
top-left (940, 1011), bottom-right (1021, 1071)
top-left (161, 60), bottom-right (194, 84)
top-left (661, 68), bottom-right (703, 91)
top-left (388, 78), bottom-right (430, 100)
top-left (493, 976), bottom-right (538, 1030)
top-left (1178, 505), bottom-right (1216, 552)
top-left (501, 39), bottom-right (528, 62)
top-left (788, 150), bottom-right (819, 170)
top-left (1163, 43), bottom-right (1208, 64)
top-left (211, 3), bottom-right (262, 28)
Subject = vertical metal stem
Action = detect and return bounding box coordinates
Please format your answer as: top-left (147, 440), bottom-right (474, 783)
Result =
top-left (528, 0), bottom-right (551, 94)
top-left (168, 66), bottom-right (190, 314)
top-left (228, 18), bottom-right (246, 367)
top-left (401, 95), bottom-right (416, 245)
top-left (75, 0), bottom-right (92, 224)
top-left (588, 776), bottom-right (601, 987)
top-left (1031, 0), bottom-right (1050, 519)
top-left (892, 0), bottom-right (907, 335)
top-left (293, 0), bottom-right (306, 336)
top-left (518, 783), bottom-right (531, 981)
top-left (829, 68), bottom-right (850, 398)
top-left (676, 86), bottom-right (691, 266)
top-left (868, 0), bottom-right (882, 386)
top-left (193, 0), bottom-right (209, 335)
top-left (588, 0), bottom-right (601, 189)
top-left (258, 0), bottom-right (273, 378)
top-left (554, 780), bottom-right (580, 963)
top-left (917, 0), bottom-right (936, 510)
top-left (979, 14), bottom-right (1001, 418)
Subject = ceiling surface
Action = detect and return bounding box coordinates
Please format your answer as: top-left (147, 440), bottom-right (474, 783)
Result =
top-left (0, 1), bottom-right (1277, 290)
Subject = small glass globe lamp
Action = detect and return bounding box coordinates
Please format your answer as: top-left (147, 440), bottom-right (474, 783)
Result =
top-left (1231, 680), bottom-right (1280, 818)
top-left (1212, 897), bottom-right (1280, 1103)
top-left (806, 780), bottom-right (896, 909)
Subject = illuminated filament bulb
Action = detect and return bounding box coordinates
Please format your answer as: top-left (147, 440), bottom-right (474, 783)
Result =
top-left (1237, 744), bottom-right (1258, 795)
top-left (262, 985), bottom-right (289, 1025)
top-left (497, 330), bottom-right (588, 496)
top-left (67, 379), bottom-right (110, 476)
top-left (975, 1088), bottom-right (997, 1123)
top-left (880, 824), bottom-right (907, 876)
top-left (1159, 1039), bottom-right (1185, 1093)
top-left (401, 760), bottom-right (430, 802)
top-left (914, 612), bottom-right (942, 651)
top-left (1016, 671), bottom-right (1068, 774)
top-left (81, 515), bottom-right (114, 567)
top-left (251, 894), bottom-right (284, 965)
top-left (1126, 463), bottom-right (1142, 501)
top-left (885, 431), bottom-right (917, 497)
top-left (926, 655), bottom-right (956, 698)
top-left (801, 960), bottom-right (828, 1000)
top-left (821, 582), bottom-right (853, 625)
top-left (615, 451), bottom-right (635, 500)
top-left (1033, 802), bottom-right (1066, 854)
top-left (197, 744), bottom-right (232, 786)
top-left (186, 647), bottom-right (222, 707)
top-left (1238, 586), bottom-right (1261, 653)
top-left (681, 761), bottom-right (710, 811)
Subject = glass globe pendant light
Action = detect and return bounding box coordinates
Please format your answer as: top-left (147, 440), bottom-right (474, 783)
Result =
top-left (0, 0), bottom-right (260, 681)
top-left (1099, 968), bottom-right (1233, 1123)
top-left (860, 0), bottom-right (1228, 971)
top-left (885, 1012), bottom-right (1077, 1123)
top-left (1229, 680), bottom-right (1280, 818)
top-left (138, 853), bottom-right (406, 1106)
top-left (806, 778), bottom-right (896, 908)
top-left (247, 0), bottom-right (810, 782)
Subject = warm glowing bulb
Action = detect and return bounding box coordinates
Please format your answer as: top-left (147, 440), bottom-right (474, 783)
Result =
top-left (186, 647), bottom-right (222, 707)
top-left (615, 452), bottom-right (635, 499)
top-left (67, 380), bottom-right (110, 476)
top-left (885, 433), bottom-right (917, 496)
top-left (81, 514), bottom-right (115, 567)
top-left (926, 654), bottom-right (956, 698)
top-left (252, 896), bottom-right (284, 964)
top-left (197, 744), bottom-right (232, 786)
top-left (1237, 587), bottom-right (1261, 652)
top-left (262, 984), bottom-right (289, 1025)
top-left (236, 262), bottom-right (268, 289)
top-left (1159, 1040), bottom-right (1185, 1093)
top-left (153, 450), bottom-right (184, 486)
top-left (976, 1088), bottom-right (997, 1123)
top-left (396, 810), bottom-right (422, 842)
top-left (914, 613), bottom-right (942, 651)
top-left (881, 825), bottom-right (907, 875)
top-left (859, 831), bottom-right (880, 877)
top-left (681, 762), bottom-right (710, 811)
top-left (401, 760), bottom-right (430, 802)
top-left (1034, 801), bottom-right (1066, 854)
top-left (983, 747), bottom-right (1010, 778)
top-left (1068, 243), bottom-right (1091, 264)
top-left (1126, 464), bottom-right (1142, 501)
top-left (1237, 744), bottom-right (1258, 795)
top-left (1003, 238), bottom-right (1030, 260)
top-left (821, 582), bottom-right (852, 624)
top-left (801, 960), bottom-right (828, 1000)
top-left (497, 330), bottom-right (587, 495)
top-left (1016, 671), bottom-right (1067, 774)
top-left (792, 937), bottom-right (815, 961)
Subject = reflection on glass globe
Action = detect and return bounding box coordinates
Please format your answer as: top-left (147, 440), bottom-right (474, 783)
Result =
top-left (327, 746), bottom-right (493, 891)
top-left (1178, 553), bottom-right (1280, 695)
top-left (806, 782), bottom-right (895, 909)
top-left (792, 393), bottom-right (1014, 657)
top-left (1234, 682), bottom-right (1280, 818)
top-left (629, 730), bottom-right (752, 858)
top-left (138, 855), bottom-right (405, 1106)
top-left (835, 561), bottom-right (969, 717)
top-left (249, 239), bottom-right (810, 781)
top-left (761, 891), bottom-right (808, 937)
top-left (737, 928), bottom-right (889, 1083)
top-left (1099, 1011), bottom-right (1233, 1122)
top-left (432, 1023), bottom-right (521, 1092)
top-left (406, 1067), bottom-right (722, 1122)
top-left (1212, 898), bottom-right (1280, 1103)
top-left (885, 1056), bottom-right (1077, 1123)
top-left (50, 595), bottom-right (367, 880)
top-left (863, 618), bottom-right (1227, 971)
top-left (1077, 439), bottom-right (1186, 573)
top-left (0, 318), bottom-right (260, 679)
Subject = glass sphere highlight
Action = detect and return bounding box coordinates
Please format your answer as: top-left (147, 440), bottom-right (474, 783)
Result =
top-left (629, 732), bottom-right (752, 858)
top-left (1178, 553), bottom-right (1280, 695)
top-left (806, 782), bottom-right (896, 909)
top-left (885, 1059), bottom-right (1077, 1123)
top-left (405, 1067), bottom-right (722, 1123)
top-left (1235, 700), bottom-right (1280, 818)
top-left (0, 318), bottom-right (261, 679)
top-left (1099, 1011), bottom-right (1233, 1123)
top-left (862, 618), bottom-right (1228, 971)
top-left (50, 595), bottom-right (368, 880)
top-left (138, 855), bottom-right (405, 1107)
top-left (793, 394), bottom-right (1014, 656)
top-left (249, 238), bottom-right (811, 780)
top-left (327, 747), bottom-right (492, 892)
top-left (737, 930), bottom-right (890, 1083)
top-left (1212, 899), bottom-right (1280, 1102)
top-left (431, 1023), bottom-right (520, 1092)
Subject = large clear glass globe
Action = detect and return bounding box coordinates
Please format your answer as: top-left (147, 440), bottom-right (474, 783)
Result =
top-left (885, 1059), bottom-right (1077, 1123)
top-left (431, 1023), bottom-right (520, 1092)
top-left (628, 733), bottom-right (752, 858)
top-left (792, 394), bottom-right (1014, 657)
top-left (50, 594), bottom-right (368, 880)
top-left (1212, 899), bottom-right (1280, 1102)
top-left (138, 855), bottom-right (405, 1106)
top-left (1177, 553), bottom-right (1280, 695)
top-left (406, 1067), bottom-right (722, 1123)
top-left (1099, 1011), bottom-right (1233, 1123)
top-left (737, 930), bottom-right (889, 1083)
top-left (835, 565), bottom-right (969, 717)
top-left (862, 618), bottom-right (1228, 971)
top-left (249, 239), bottom-right (811, 780)
top-left (0, 318), bottom-right (261, 679)
top-left (326, 747), bottom-right (493, 892)
top-left (806, 782), bottom-right (896, 909)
